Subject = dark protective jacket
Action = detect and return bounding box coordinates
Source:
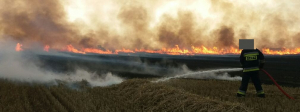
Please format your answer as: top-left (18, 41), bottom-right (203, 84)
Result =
top-left (240, 49), bottom-right (265, 72)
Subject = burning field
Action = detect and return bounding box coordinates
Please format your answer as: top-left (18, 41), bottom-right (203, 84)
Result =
top-left (2, 0), bottom-right (300, 55)
top-left (1, 0), bottom-right (300, 111)
top-left (1, 41), bottom-right (300, 112)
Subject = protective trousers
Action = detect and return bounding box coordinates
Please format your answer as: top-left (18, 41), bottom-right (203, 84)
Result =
top-left (238, 71), bottom-right (263, 93)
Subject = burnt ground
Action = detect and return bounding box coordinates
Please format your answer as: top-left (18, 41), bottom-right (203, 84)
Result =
top-left (33, 51), bottom-right (300, 87)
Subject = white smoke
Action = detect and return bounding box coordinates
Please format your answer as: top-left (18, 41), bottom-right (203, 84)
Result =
top-left (0, 40), bottom-right (123, 87)
top-left (0, 40), bottom-right (243, 86)
top-left (153, 68), bottom-right (243, 82)
top-left (59, 71), bottom-right (123, 87)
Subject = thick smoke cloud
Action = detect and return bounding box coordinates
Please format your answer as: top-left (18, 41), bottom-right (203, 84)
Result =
top-left (1, 0), bottom-right (300, 49)
top-left (0, 0), bottom-right (75, 47)
top-left (117, 3), bottom-right (152, 49)
top-left (158, 11), bottom-right (203, 48)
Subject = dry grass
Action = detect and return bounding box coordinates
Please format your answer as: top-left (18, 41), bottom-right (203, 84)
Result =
top-left (0, 79), bottom-right (250, 112)
top-left (0, 78), bottom-right (299, 112)
top-left (161, 79), bottom-right (300, 112)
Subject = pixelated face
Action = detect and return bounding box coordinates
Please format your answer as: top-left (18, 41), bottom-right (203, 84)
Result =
top-left (239, 39), bottom-right (254, 49)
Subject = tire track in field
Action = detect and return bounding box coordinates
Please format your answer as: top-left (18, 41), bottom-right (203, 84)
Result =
top-left (26, 86), bottom-right (62, 112)
top-left (40, 87), bottom-right (68, 112)
top-left (49, 88), bottom-right (76, 112)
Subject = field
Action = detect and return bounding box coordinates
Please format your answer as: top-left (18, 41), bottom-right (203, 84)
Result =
top-left (38, 52), bottom-right (300, 87)
top-left (0, 78), bottom-right (299, 112)
top-left (1, 52), bottom-right (300, 111)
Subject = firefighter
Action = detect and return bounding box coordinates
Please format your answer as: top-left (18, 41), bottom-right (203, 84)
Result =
top-left (237, 48), bottom-right (265, 98)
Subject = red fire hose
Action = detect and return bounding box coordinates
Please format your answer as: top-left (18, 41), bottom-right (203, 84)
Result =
top-left (261, 69), bottom-right (294, 100)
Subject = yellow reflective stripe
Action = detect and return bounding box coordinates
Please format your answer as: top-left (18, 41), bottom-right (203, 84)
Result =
top-left (246, 56), bottom-right (257, 61)
top-left (244, 53), bottom-right (259, 57)
top-left (257, 91), bottom-right (265, 94)
top-left (243, 68), bottom-right (259, 72)
top-left (237, 91), bottom-right (245, 95)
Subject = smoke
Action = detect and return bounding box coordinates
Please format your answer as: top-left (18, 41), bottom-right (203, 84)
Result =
top-left (216, 26), bottom-right (236, 48)
top-left (153, 68), bottom-right (243, 82)
top-left (1, 0), bottom-right (300, 50)
top-left (0, 41), bottom-right (123, 87)
top-left (157, 11), bottom-right (203, 48)
top-left (0, 0), bottom-right (75, 48)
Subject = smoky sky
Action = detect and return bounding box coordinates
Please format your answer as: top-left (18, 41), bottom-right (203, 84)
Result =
top-left (1, 0), bottom-right (300, 49)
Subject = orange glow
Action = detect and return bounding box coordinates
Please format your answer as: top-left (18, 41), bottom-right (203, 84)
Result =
top-left (83, 48), bottom-right (113, 54)
top-left (116, 48), bottom-right (135, 54)
top-left (44, 45), bottom-right (50, 52)
top-left (65, 45), bottom-right (86, 54)
top-left (15, 43), bottom-right (23, 51)
top-left (262, 48), bottom-right (300, 55)
top-left (16, 43), bottom-right (300, 55)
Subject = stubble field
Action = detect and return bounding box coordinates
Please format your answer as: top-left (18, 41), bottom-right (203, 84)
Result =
top-left (0, 78), bottom-right (299, 112)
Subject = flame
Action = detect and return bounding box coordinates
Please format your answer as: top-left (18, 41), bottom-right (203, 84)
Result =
top-left (65, 45), bottom-right (86, 54)
top-left (60, 45), bottom-right (300, 55)
top-left (44, 45), bottom-right (50, 52)
top-left (262, 48), bottom-right (300, 55)
top-left (15, 43), bottom-right (23, 51)
top-left (83, 48), bottom-right (113, 54)
top-left (15, 43), bottom-right (300, 55)
top-left (116, 48), bottom-right (135, 54)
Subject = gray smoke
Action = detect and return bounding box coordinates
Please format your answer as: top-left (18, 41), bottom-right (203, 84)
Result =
top-left (0, 40), bottom-right (243, 87)
top-left (0, 40), bottom-right (123, 87)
